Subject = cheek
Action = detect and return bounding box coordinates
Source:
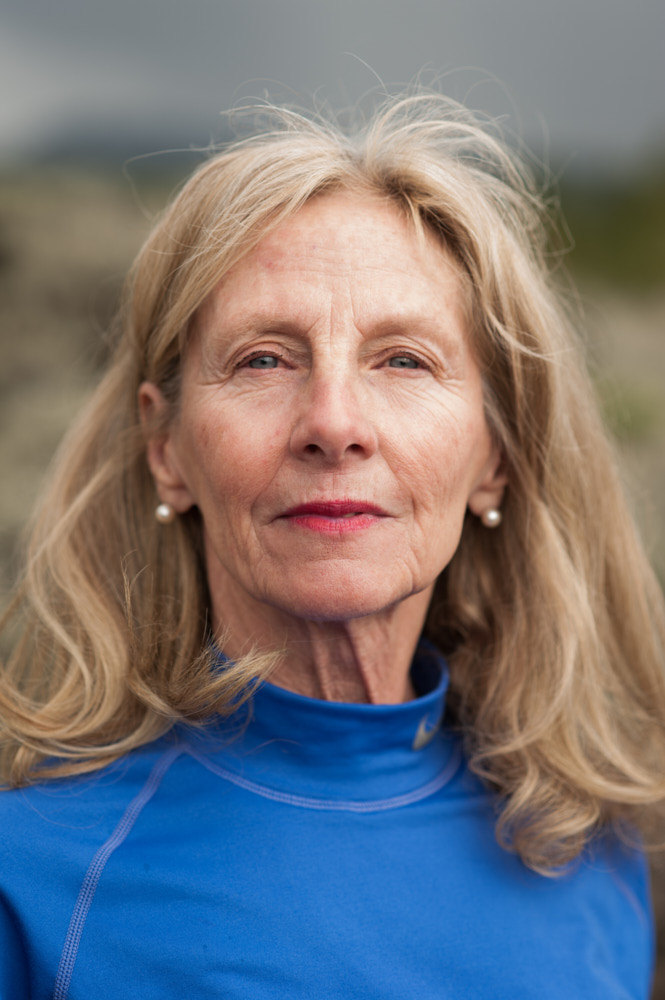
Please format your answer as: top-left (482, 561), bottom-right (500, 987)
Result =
top-left (176, 403), bottom-right (286, 513)
top-left (393, 405), bottom-right (486, 508)
top-left (402, 415), bottom-right (490, 577)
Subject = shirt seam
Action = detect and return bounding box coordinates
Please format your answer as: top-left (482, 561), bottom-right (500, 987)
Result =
top-left (51, 745), bottom-right (184, 1000)
top-left (185, 742), bottom-right (462, 812)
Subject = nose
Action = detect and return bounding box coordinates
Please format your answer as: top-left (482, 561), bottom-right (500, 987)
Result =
top-left (289, 369), bottom-right (379, 464)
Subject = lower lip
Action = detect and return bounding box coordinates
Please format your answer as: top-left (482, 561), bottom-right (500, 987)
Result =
top-left (282, 513), bottom-right (383, 534)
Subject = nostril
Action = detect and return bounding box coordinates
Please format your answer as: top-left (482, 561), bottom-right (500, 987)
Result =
top-left (290, 390), bottom-right (379, 462)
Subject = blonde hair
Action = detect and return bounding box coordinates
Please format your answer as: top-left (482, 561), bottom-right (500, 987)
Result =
top-left (2, 95), bottom-right (665, 873)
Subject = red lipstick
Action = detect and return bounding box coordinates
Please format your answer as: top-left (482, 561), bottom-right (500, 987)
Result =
top-left (279, 500), bottom-right (387, 533)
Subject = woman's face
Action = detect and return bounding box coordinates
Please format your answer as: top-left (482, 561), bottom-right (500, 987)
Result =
top-left (142, 192), bottom-right (505, 625)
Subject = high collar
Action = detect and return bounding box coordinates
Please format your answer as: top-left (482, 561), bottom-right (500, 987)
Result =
top-left (185, 641), bottom-right (460, 805)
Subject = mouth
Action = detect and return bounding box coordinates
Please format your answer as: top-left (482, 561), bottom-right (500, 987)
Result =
top-left (278, 500), bottom-right (388, 533)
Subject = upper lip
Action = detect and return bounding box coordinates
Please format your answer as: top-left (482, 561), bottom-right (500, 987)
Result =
top-left (280, 500), bottom-right (388, 517)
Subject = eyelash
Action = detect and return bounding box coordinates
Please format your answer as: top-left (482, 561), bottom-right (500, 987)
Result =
top-left (384, 351), bottom-right (430, 370)
top-left (235, 349), bottom-right (431, 371)
top-left (237, 351), bottom-right (286, 369)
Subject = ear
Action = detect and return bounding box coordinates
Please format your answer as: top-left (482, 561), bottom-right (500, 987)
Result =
top-left (466, 443), bottom-right (508, 518)
top-left (138, 382), bottom-right (196, 514)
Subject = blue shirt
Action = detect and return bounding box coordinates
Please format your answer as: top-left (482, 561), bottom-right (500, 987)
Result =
top-left (0, 645), bottom-right (653, 998)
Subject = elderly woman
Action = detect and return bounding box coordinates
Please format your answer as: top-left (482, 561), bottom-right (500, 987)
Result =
top-left (1, 96), bottom-right (664, 999)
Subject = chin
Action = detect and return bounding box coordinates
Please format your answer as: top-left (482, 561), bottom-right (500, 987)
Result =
top-left (277, 597), bottom-right (387, 623)
top-left (264, 569), bottom-right (414, 623)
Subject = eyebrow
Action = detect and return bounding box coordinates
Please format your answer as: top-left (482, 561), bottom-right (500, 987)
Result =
top-left (204, 307), bottom-right (467, 342)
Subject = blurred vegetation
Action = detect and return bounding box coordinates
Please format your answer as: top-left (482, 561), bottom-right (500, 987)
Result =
top-left (559, 162), bottom-right (665, 290)
top-left (595, 374), bottom-right (663, 444)
top-left (555, 159), bottom-right (665, 452)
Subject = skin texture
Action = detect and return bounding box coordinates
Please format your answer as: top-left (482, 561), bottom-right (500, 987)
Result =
top-left (140, 192), bottom-right (506, 704)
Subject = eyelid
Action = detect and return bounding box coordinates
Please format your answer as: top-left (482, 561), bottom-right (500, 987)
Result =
top-left (236, 349), bottom-right (286, 368)
top-left (383, 349), bottom-right (432, 370)
top-left (234, 345), bottom-right (433, 371)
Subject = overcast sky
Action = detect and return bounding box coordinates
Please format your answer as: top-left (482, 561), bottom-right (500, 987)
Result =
top-left (1, 0), bottom-right (664, 173)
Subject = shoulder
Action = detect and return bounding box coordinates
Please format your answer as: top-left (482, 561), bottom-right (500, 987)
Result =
top-left (0, 739), bottom-right (184, 881)
top-left (0, 743), bottom-right (168, 998)
top-left (453, 760), bottom-right (654, 991)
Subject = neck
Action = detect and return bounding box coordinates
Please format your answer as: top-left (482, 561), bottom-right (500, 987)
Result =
top-left (209, 580), bottom-right (434, 705)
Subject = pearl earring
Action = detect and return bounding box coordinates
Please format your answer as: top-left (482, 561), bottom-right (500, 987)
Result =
top-left (480, 507), bottom-right (502, 528)
top-left (155, 502), bottom-right (176, 524)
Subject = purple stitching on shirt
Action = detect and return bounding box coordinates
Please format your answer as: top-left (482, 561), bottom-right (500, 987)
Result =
top-left (51, 745), bottom-right (183, 1000)
top-left (187, 742), bottom-right (462, 812)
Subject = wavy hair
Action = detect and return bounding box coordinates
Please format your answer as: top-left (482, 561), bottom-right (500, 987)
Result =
top-left (2, 94), bottom-right (664, 872)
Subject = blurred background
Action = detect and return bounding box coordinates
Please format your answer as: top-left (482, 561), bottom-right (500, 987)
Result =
top-left (1, 0), bottom-right (664, 988)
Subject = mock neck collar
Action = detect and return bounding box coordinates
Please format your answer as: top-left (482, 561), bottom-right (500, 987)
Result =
top-left (185, 640), bottom-right (460, 805)
top-left (246, 638), bottom-right (448, 753)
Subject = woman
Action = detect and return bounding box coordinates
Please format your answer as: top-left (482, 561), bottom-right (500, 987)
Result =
top-left (1, 95), bottom-right (664, 998)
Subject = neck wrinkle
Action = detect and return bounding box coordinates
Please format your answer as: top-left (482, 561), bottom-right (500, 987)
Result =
top-left (210, 566), bottom-right (434, 705)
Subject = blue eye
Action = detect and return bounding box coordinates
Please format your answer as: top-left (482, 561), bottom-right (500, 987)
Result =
top-left (247, 355), bottom-right (279, 369)
top-left (388, 356), bottom-right (419, 369)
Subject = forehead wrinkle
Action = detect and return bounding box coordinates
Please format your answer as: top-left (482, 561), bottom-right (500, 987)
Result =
top-left (253, 215), bottom-right (427, 275)
top-left (194, 194), bottom-right (473, 365)
top-left (255, 243), bottom-right (428, 282)
top-left (197, 273), bottom-right (470, 370)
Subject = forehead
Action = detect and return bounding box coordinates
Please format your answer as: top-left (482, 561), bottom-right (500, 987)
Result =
top-left (197, 191), bottom-right (471, 332)
top-left (252, 192), bottom-right (425, 267)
